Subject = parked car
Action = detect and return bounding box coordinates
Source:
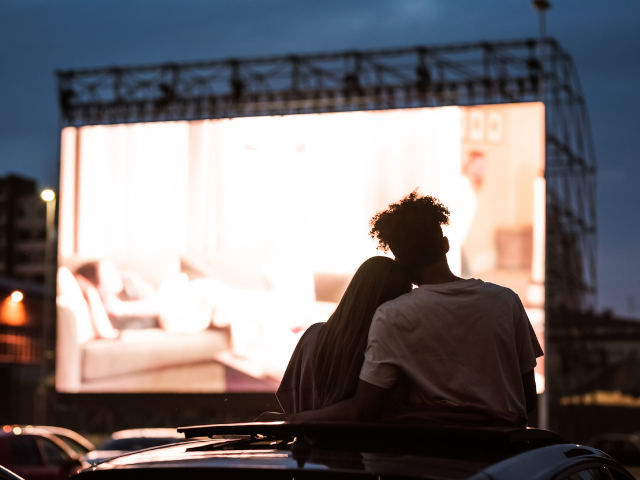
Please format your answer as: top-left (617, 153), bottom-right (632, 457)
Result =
top-left (17, 426), bottom-right (95, 457)
top-left (0, 465), bottom-right (24, 480)
top-left (0, 425), bottom-right (83, 480)
top-left (83, 428), bottom-right (184, 466)
top-left (71, 422), bottom-right (636, 479)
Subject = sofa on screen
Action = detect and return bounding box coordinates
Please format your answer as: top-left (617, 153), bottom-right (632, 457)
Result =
top-left (55, 253), bottom-right (344, 393)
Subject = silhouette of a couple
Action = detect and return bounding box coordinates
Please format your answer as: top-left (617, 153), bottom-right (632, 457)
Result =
top-left (264, 191), bottom-right (542, 427)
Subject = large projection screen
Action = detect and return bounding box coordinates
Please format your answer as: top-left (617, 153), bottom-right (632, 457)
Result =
top-left (56, 102), bottom-right (545, 393)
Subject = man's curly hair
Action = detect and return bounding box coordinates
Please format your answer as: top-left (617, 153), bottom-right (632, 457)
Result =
top-left (369, 191), bottom-right (450, 274)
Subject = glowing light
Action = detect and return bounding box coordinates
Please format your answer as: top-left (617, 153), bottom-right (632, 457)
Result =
top-left (10, 290), bottom-right (23, 303)
top-left (40, 188), bottom-right (56, 202)
top-left (12, 426), bottom-right (22, 435)
top-left (2, 425), bottom-right (12, 433)
top-left (1, 297), bottom-right (28, 326)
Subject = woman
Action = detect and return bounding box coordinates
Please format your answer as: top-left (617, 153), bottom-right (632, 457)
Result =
top-left (276, 256), bottom-right (412, 414)
top-left (74, 259), bottom-right (162, 330)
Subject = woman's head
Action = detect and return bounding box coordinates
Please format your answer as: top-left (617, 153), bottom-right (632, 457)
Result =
top-left (341, 256), bottom-right (412, 308)
top-left (313, 256), bottom-right (412, 407)
top-left (75, 261), bottom-right (100, 286)
top-left (75, 259), bottom-right (124, 295)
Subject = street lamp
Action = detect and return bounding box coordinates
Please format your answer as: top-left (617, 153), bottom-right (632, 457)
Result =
top-left (532, 0), bottom-right (551, 432)
top-left (36, 188), bottom-right (57, 424)
top-left (1, 291), bottom-right (27, 327)
top-left (532, 0), bottom-right (551, 101)
top-left (40, 190), bottom-right (56, 281)
top-left (40, 189), bottom-right (55, 203)
top-left (10, 290), bottom-right (24, 303)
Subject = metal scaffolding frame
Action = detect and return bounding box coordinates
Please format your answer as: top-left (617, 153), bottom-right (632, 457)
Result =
top-left (56, 36), bottom-right (597, 312)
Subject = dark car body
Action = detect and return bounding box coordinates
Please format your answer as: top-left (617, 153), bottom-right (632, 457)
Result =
top-left (71, 422), bottom-right (635, 480)
top-left (0, 426), bottom-right (83, 480)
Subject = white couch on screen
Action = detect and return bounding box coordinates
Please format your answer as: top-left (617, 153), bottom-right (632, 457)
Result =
top-left (55, 256), bottom-right (231, 393)
top-left (55, 253), bottom-right (345, 392)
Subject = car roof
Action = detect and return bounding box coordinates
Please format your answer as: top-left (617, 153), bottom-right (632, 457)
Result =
top-left (474, 444), bottom-right (622, 479)
top-left (75, 422), bottom-right (584, 480)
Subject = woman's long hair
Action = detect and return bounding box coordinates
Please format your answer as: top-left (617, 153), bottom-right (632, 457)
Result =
top-left (312, 256), bottom-right (412, 407)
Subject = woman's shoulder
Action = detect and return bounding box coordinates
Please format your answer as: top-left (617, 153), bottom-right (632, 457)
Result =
top-left (299, 322), bottom-right (324, 342)
top-left (305, 322), bottom-right (325, 333)
top-left (288, 322), bottom-right (324, 357)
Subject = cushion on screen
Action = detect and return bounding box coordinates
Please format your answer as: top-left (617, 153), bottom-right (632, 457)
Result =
top-left (75, 275), bottom-right (119, 340)
top-left (57, 266), bottom-right (95, 343)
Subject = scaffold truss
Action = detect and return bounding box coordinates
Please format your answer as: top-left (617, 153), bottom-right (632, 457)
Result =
top-left (56, 37), bottom-right (597, 311)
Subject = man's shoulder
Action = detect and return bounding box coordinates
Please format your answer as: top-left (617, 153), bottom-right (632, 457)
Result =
top-left (378, 289), bottom-right (416, 310)
top-left (476, 280), bottom-right (518, 297)
top-left (372, 290), bottom-right (431, 331)
top-left (472, 280), bottom-right (523, 312)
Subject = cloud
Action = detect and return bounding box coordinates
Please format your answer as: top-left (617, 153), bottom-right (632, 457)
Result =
top-left (1, 0), bottom-right (639, 319)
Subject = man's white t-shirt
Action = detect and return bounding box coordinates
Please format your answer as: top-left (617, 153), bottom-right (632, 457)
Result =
top-left (359, 278), bottom-right (543, 423)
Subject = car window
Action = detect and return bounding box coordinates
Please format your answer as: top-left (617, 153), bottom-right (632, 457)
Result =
top-left (559, 464), bottom-right (614, 480)
top-left (55, 435), bottom-right (90, 455)
top-left (601, 441), bottom-right (639, 456)
top-left (37, 437), bottom-right (70, 465)
top-left (606, 465), bottom-right (637, 480)
top-left (9, 436), bottom-right (42, 465)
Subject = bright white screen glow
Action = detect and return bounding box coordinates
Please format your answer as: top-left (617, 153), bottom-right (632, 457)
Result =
top-left (56, 103), bottom-right (545, 393)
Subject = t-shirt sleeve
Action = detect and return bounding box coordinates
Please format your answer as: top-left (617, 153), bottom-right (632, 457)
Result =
top-left (513, 294), bottom-right (544, 374)
top-left (359, 308), bottom-right (400, 389)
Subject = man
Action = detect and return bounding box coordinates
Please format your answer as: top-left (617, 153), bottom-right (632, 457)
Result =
top-left (290, 191), bottom-right (542, 426)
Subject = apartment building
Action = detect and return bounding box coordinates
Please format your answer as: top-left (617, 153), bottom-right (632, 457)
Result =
top-left (0, 174), bottom-right (47, 282)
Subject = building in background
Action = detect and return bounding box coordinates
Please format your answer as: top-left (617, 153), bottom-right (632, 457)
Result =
top-left (0, 174), bottom-right (49, 423)
top-left (0, 174), bottom-right (47, 283)
top-left (0, 277), bottom-right (47, 424)
top-left (550, 307), bottom-right (640, 442)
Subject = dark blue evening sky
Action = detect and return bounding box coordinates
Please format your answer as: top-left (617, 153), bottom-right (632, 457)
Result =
top-left (1, 0), bottom-right (638, 317)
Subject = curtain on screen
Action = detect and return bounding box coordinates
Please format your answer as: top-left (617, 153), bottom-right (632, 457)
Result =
top-left (60, 108), bottom-right (463, 275)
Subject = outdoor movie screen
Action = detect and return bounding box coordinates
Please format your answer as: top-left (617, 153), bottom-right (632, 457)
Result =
top-left (56, 102), bottom-right (545, 394)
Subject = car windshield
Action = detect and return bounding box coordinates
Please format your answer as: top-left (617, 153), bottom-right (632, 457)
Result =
top-left (100, 437), bottom-right (182, 451)
top-left (54, 435), bottom-right (91, 454)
